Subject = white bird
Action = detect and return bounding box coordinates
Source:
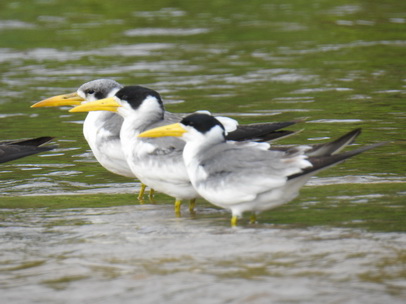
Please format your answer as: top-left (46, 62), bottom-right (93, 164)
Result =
top-left (31, 79), bottom-right (154, 200)
top-left (138, 112), bottom-right (386, 226)
top-left (69, 85), bottom-right (299, 214)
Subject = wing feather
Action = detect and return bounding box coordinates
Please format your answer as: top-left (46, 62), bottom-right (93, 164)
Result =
top-left (193, 142), bottom-right (310, 204)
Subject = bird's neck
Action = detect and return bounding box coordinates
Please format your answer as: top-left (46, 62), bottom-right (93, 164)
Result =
top-left (182, 128), bottom-right (225, 172)
top-left (119, 110), bottom-right (162, 157)
top-left (83, 111), bottom-right (114, 142)
top-left (123, 110), bottom-right (163, 134)
top-left (182, 137), bottom-right (219, 168)
top-left (119, 99), bottom-right (164, 132)
top-left (182, 141), bottom-right (201, 176)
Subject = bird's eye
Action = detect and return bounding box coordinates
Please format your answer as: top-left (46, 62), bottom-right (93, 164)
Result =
top-left (86, 89), bottom-right (95, 95)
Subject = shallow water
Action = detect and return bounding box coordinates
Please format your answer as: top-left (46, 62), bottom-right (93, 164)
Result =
top-left (1, 205), bottom-right (406, 304)
top-left (0, 0), bottom-right (405, 303)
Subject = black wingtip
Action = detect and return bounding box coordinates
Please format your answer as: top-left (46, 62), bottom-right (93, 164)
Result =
top-left (226, 120), bottom-right (299, 142)
top-left (12, 136), bottom-right (55, 147)
top-left (304, 128), bottom-right (363, 157)
top-left (288, 141), bottom-right (388, 180)
top-left (0, 137), bottom-right (57, 164)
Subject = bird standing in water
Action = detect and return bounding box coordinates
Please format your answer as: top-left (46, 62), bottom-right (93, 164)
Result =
top-left (139, 113), bottom-right (386, 226)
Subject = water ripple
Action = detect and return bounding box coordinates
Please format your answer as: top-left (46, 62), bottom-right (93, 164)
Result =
top-left (0, 20), bottom-right (36, 29)
top-left (0, 43), bottom-right (174, 63)
top-left (0, 207), bottom-right (405, 303)
top-left (281, 40), bottom-right (406, 55)
top-left (124, 28), bottom-right (210, 36)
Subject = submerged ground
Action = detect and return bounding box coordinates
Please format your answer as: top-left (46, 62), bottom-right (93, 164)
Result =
top-left (0, 0), bottom-right (405, 303)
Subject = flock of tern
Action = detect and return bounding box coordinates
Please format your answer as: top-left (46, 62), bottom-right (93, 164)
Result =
top-left (4, 79), bottom-right (385, 225)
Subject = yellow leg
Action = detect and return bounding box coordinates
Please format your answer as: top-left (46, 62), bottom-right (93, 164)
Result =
top-left (249, 213), bottom-right (257, 224)
top-left (189, 198), bottom-right (196, 213)
top-left (148, 188), bottom-right (155, 202)
top-left (137, 183), bottom-right (147, 201)
top-left (231, 216), bottom-right (238, 227)
top-left (175, 199), bottom-right (182, 216)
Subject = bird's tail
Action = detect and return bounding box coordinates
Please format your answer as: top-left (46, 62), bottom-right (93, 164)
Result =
top-left (305, 128), bottom-right (362, 156)
top-left (288, 141), bottom-right (387, 180)
top-left (272, 128), bottom-right (362, 157)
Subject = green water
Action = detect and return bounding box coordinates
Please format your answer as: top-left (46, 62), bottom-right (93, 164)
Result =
top-left (1, 0), bottom-right (405, 303)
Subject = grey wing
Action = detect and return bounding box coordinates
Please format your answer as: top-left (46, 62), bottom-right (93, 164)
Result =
top-left (163, 111), bottom-right (186, 124)
top-left (195, 143), bottom-right (308, 200)
top-left (137, 128), bottom-right (187, 183)
top-left (99, 112), bottom-right (123, 137)
top-left (143, 117), bottom-right (186, 155)
top-left (142, 135), bottom-right (185, 156)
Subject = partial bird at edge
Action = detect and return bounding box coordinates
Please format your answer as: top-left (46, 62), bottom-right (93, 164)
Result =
top-left (0, 137), bottom-right (56, 164)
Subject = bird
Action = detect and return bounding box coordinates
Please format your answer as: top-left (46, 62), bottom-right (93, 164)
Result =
top-left (69, 85), bottom-right (299, 214)
top-left (138, 112), bottom-right (386, 226)
top-left (0, 137), bottom-right (55, 164)
top-left (31, 79), bottom-right (155, 201)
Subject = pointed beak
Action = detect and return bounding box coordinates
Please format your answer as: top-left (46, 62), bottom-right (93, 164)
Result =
top-left (69, 97), bottom-right (121, 113)
top-left (138, 123), bottom-right (187, 138)
top-left (31, 92), bottom-right (85, 108)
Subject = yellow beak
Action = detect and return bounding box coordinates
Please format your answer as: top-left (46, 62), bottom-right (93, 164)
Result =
top-left (138, 123), bottom-right (187, 138)
top-left (69, 97), bottom-right (121, 113)
top-left (31, 92), bottom-right (85, 108)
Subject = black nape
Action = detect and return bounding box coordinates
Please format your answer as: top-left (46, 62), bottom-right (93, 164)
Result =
top-left (116, 86), bottom-right (163, 110)
top-left (181, 113), bottom-right (224, 134)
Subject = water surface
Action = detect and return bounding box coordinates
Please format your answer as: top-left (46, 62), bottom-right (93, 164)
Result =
top-left (0, 0), bottom-right (405, 303)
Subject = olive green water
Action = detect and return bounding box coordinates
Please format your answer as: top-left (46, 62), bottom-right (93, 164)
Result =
top-left (1, 0), bottom-right (405, 303)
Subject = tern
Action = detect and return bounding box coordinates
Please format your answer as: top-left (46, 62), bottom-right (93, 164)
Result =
top-left (0, 137), bottom-right (55, 164)
top-left (69, 85), bottom-right (299, 213)
top-left (31, 79), bottom-right (155, 200)
top-left (138, 113), bottom-right (386, 226)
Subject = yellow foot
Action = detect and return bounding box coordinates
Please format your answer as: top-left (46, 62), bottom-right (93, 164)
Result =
top-left (148, 188), bottom-right (155, 203)
top-left (231, 216), bottom-right (238, 227)
top-left (189, 198), bottom-right (196, 213)
top-left (149, 188), bottom-right (155, 198)
top-left (137, 183), bottom-right (147, 201)
top-left (249, 213), bottom-right (257, 224)
top-left (175, 200), bottom-right (182, 217)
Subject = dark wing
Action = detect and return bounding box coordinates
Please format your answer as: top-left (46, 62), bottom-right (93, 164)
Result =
top-left (272, 128), bottom-right (362, 156)
top-left (6, 136), bottom-right (55, 147)
top-left (226, 121), bottom-right (298, 142)
top-left (288, 142), bottom-right (387, 180)
top-left (0, 137), bottom-right (56, 164)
